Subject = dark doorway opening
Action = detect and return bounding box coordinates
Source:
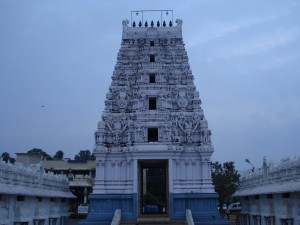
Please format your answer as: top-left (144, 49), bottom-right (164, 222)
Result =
top-left (138, 160), bottom-right (168, 217)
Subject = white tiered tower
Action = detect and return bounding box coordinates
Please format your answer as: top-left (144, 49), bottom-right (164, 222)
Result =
top-left (81, 14), bottom-right (226, 225)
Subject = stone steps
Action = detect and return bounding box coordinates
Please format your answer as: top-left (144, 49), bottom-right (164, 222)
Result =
top-left (121, 218), bottom-right (186, 225)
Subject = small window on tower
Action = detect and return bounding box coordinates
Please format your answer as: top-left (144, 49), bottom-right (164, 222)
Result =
top-left (148, 128), bottom-right (158, 142)
top-left (150, 55), bottom-right (155, 62)
top-left (150, 41), bottom-right (154, 46)
top-left (149, 74), bottom-right (156, 83)
top-left (149, 97), bottom-right (157, 110)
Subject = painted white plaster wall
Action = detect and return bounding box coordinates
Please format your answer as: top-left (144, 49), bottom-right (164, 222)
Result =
top-left (0, 160), bottom-right (74, 225)
top-left (93, 19), bottom-right (215, 196)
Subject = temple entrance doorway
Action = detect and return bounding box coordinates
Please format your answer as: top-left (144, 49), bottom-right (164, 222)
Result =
top-left (138, 160), bottom-right (169, 219)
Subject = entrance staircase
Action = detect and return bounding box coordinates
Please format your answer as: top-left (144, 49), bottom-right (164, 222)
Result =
top-left (121, 218), bottom-right (186, 225)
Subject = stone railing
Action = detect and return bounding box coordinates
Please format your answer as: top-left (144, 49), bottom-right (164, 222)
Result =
top-left (111, 209), bottom-right (121, 225)
top-left (239, 157), bottom-right (300, 188)
top-left (0, 160), bottom-right (69, 193)
top-left (186, 209), bottom-right (194, 225)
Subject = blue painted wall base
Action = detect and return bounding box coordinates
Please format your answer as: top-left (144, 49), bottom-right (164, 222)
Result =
top-left (78, 194), bottom-right (137, 225)
top-left (79, 193), bottom-right (227, 225)
top-left (170, 193), bottom-right (228, 225)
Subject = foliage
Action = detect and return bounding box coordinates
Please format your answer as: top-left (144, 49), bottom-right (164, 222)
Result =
top-left (1, 152), bottom-right (15, 164)
top-left (211, 161), bottom-right (240, 212)
top-left (53, 150), bottom-right (64, 160)
top-left (74, 150), bottom-right (95, 161)
top-left (27, 148), bottom-right (52, 160)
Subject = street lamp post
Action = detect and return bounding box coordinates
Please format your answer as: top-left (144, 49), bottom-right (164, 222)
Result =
top-left (245, 159), bottom-right (255, 172)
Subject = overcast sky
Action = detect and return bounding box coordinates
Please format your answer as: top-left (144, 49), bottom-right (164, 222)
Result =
top-left (0, 0), bottom-right (299, 171)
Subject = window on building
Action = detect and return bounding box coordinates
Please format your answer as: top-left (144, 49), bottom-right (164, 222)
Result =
top-left (150, 55), bottom-right (155, 62)
top-left (282, 193), bottom-right (290, 198)
top-left (255, 195), bottom-right (260, 199)
top-left (281, 219), bottom-right (293, 225)
top-left (50, 197), bottom-right (55, 202)
top-left (267, 194), bottom-right (273, 199)
top-left (149, 97), bottom-right (157, 110)
top-left (148, 128), bottom-right (158, 142)
top-left (17, 195), bottom-right (25, 201)
top-left (149, 74), bottom-right (156, 83)
top-left (244, 196), bottom-right (249, 200)
top-left (36, 197), bottom-right (43, 202)
top-left (150, 41), bottom-right (154, 46)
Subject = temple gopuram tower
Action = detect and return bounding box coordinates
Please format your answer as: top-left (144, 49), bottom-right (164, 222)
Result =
top-left (81, 10), bottom-right (226, 225)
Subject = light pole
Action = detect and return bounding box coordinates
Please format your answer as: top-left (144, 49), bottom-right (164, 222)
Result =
top-left (245, 159), bottom-right (255, 172)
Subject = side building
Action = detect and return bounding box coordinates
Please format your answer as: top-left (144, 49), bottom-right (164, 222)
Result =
top-left (16, 152), bottom-right (96, 217)
top-left (43, 159), bottom-right (96, 217)
top-left (234, 157), bottom-right (300, 225)
top-left (0, 160), bottom-right (75, 225)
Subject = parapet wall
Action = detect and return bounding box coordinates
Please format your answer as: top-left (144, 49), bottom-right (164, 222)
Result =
top-left (122, 19), bottom-right (183, 39)
top-left (0, 160), bottom-right (73, 198)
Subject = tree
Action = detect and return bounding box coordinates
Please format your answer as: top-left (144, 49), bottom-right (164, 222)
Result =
top-left (74, 150), bottom-right (95, 161)
top-left (1, 152), bottom-right (15, 164)
top-left (53, 150), bottom-right (64, 160)
top-left (211, 161), bottom-right (240, 214)
top-left (27, 148), bottom-right (52, 160)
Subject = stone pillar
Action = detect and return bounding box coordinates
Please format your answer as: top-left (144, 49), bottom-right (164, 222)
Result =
top-left (133, 159), bottom-right (138, 193)
top-left (168, 158), bottom-right (173, 193)
top-left (176, 159), bottom-right (180, 179)
top-left (118, 161), bottom-right (122, 180)
top-left (269, 217), bottom-right (274, 225)
top-left (191, 160), bottom-right (195, 179)
top-left (246, 215), bottom-right (250, 225)
top-left (84, 187), bottom-right (88, 204)
top-left (256, 216), bottom-right (261, 225)
top-left (200, 159), bottom-right (205, 179)
top-left (101, 161), bottom-right (106, 180)
top-left (111, 161), bottom-right (116, 179)
top-left (127, 160), bottom-right (131, 180)
top-left (95, 160), bottom-right (100, 179)
top-left (185, 160), bottom-right (189, 179)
